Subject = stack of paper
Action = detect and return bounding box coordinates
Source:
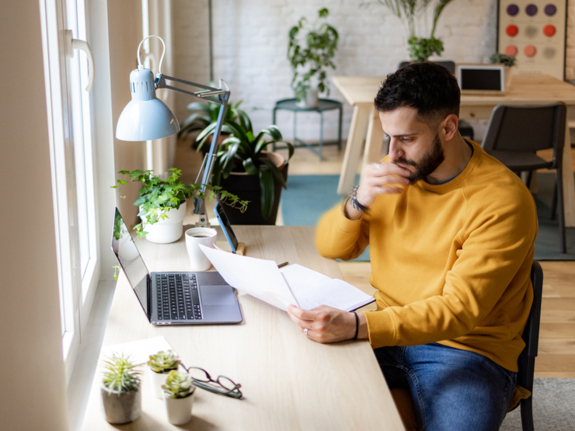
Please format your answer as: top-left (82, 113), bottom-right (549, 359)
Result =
top-left (199, 245), bottom-right (374, 312)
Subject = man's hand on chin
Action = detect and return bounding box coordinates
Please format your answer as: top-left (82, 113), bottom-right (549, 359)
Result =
top-left (287, 304), bottom-right (368, 343)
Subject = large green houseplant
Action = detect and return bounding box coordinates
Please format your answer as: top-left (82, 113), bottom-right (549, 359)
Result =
top-left (366, 0), bottom-right (454, 62)
top-left (112, 167), bottom-right (247, 242)
top-left (288, 8), bottom-right (338, 107)
top-left (196, 115), bottom-right (294, 224)
top-left (177, 100), bottom-right (245, 145)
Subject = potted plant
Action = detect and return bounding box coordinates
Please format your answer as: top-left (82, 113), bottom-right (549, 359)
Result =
top-left (490, 52), bottom-right (517, 89)
top-left (148, 350), bottom-right (181, 399)
top-left (288, 8), bottom-right (338, 107)
top-left (365, 0), bottom-right (454, 62)
top-left (196, 117), bottom-right (294, 225)
top-left (112, 167), bottom-right (247, 243)
top-left (177, 100), bottom-right (245, 150)
top-left (101, 354), bottom-right (141, 425)
top-left (162, 370), bottom-right (196, 425)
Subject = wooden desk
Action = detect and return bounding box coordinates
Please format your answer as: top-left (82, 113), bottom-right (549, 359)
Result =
top-left (82, 226), bottom-right (404, 430)
top-left (333, 74), bottom-right (575, 227)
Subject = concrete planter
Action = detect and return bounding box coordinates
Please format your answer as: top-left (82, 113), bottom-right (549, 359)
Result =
top-left (101, 386), bottom-right (142, 424)
top-left (296, 87), bottom-right (319, 108)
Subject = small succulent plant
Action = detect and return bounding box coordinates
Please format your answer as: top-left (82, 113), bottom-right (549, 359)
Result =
top-left (102, 354), bottom-right (140, 394)
top-left (148, 350), bottom-right (181, 374)
top-left (490, 53), bottom-right (517, 68)
top-left (162, 370), bottom-right (195, 399)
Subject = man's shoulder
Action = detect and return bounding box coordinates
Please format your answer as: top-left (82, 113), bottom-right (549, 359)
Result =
top-left (464, 148), bottom-right (536, 213)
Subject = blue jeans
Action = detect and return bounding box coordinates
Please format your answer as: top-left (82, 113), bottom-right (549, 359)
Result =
top-left (374, 343), bottom-right (516, 431)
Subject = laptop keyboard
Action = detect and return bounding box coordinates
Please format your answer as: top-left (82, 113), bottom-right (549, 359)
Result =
top-left (156, 274), bottom-right (202, 321)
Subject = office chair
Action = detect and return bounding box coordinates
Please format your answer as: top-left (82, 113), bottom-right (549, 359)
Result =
top-left (391, 262), bottom-right (543, 431)
top-left (481, 103), bottom-right (567, 253)
top-left (398, 61), bottom-right (474, 140)
top-left (507, 260), bottom-right (543, 431)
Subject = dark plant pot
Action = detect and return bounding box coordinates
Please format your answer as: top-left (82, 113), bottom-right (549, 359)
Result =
top-left (218, 152), bottom-right (288, 225)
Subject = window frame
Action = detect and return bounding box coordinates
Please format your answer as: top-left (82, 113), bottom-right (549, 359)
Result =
top-left (39, 0), bottom-right (101, 383)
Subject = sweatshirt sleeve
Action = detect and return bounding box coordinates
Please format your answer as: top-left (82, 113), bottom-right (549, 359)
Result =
top-left (315, 202), bottom-right (371, 261)
top-left (364, 187), bottom-right (538, 348)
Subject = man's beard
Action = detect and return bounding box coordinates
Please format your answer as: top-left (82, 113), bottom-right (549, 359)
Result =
top-left (393, 133), bottom-right (445, 184)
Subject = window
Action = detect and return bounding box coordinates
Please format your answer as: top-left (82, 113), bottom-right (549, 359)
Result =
top-left (40, 0), bottom-right (100, 381)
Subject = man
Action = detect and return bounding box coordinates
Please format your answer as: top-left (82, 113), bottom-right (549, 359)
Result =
top-left (287, 63), bottom-right (537, 430)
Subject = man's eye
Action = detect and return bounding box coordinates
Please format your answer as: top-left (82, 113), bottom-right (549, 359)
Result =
top-left (401, 137), bottom-right (411, 142)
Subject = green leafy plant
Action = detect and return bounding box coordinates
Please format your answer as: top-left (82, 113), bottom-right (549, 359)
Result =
top-left (288, 8), bottom-right (339, 102)
top-left (113, 265), bottom-right (120, 281)
top-left (408, 37), bottom-right (444, 62)
top-left (102, 354), bottom-right (140, 394)
top-left (162, 370), bottom-right (195, 399)
top-left (148, 350), bottom-right (181, 374)
top-left (490, 52), bottom-right (517, 68)
top-left (111, 167), bottom-right (248, 238)
top-left (363, 0), bottom-right (454, 62)
top-left (177, 100), bottom-right (245, 141)
top-left (196, 116), bottom-right (294, 220)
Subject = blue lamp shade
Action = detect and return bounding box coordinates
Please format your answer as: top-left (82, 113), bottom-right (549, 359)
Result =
top-left (116, 67), bottom-right (180, 141)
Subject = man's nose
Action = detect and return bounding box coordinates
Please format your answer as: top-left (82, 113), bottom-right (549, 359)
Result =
top-left (388, 139), bottom-right (404, 161)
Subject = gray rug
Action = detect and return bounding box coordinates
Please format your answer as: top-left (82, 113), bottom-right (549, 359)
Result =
top-left (500, 378), bottom-right (575, 430)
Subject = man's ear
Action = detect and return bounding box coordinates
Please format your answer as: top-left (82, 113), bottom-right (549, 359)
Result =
top-left (441, 114), bottom-right (459, 140)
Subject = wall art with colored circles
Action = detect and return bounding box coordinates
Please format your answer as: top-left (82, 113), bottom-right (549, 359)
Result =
top-left (497, 0), bottom-right (566, 80)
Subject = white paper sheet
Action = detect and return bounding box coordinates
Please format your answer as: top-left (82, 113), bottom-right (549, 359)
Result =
top-left (200, 246), bottom-right (375, 312)
top-left (101, 336), bottom-right (173, 365)
top-left (199, 245), bottom-right (297, 311)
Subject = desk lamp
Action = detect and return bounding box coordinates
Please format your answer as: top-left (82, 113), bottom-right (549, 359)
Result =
top-left (116, 35), bottom-right (229, 227)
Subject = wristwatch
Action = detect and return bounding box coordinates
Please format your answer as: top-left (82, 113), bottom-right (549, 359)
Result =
top-left (348, 185), bottom-right (369, 213)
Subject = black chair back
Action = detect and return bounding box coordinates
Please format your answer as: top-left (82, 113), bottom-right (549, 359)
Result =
top-left (398, 61), bottom-right (456, 75)
top-left (482, 104), bottom-right (566, 167)
top-left (518, 261), bottom-right (543, 393)
top-left (515, 261), bottom-right (543, 431)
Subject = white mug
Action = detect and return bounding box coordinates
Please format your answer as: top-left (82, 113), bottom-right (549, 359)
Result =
top-left (185, 228), bottom-right (217, 271)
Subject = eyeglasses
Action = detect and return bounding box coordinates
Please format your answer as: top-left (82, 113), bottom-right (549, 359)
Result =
top-left (182, 365), bottom-right (242, 399)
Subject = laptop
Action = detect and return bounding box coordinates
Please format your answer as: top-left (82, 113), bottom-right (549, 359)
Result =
top-left (111, 208), bottom-right (243, 325)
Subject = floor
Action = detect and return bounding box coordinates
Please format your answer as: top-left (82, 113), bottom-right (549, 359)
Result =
top-left (177, 135), bottom-right (575, 379)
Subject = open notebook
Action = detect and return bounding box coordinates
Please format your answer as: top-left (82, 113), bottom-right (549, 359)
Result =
top-left (199, 245), bottom-right (374, 312)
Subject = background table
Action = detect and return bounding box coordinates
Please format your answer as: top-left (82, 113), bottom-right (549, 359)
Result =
top-left (273, 98), bottom-right (342, 161)
top-left (333, 74), bottom-right (575, 227)
top-left (82, 226), bottom-right (405, 430)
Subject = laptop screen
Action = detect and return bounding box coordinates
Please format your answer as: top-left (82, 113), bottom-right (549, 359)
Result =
top-left (111, 208), bottom-right (149, 318)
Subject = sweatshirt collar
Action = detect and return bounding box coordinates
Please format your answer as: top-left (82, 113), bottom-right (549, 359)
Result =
top-left (418, 139), bottom-right (481, 194)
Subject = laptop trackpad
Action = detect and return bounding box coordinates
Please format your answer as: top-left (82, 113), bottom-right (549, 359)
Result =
top-left (201, 285), bottom-right (236, 305)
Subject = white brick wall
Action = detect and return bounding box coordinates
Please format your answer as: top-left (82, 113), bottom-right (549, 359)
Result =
top-left (173, 0), bottom-right (575, 143)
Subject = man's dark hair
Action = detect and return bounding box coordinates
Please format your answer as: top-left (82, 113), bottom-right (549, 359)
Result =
top-left (374, 62), bottom-right (460, 125)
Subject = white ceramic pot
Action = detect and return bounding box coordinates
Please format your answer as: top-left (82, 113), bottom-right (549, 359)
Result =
top-left (149, 368), bottom-right (172, 399)
top-left (296, 88), bottom-right (319, 108)
top-left (101, 385), bottom-right (142, 424)
top-left (164, 390), bottom-right (195, 425)
top-left (141, 201), bottom-right (187, 244)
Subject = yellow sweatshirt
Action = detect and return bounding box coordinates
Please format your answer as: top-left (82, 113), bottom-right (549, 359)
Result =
top-left (316, 141), bottom-right (537, 372)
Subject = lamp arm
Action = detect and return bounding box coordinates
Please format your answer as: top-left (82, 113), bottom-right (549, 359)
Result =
top-left (156, 74), bottom-right (229, 105)
top-left (154, 73), bottom-right (231, 225)
top-left (192, 95), bottom-right (229, 219)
